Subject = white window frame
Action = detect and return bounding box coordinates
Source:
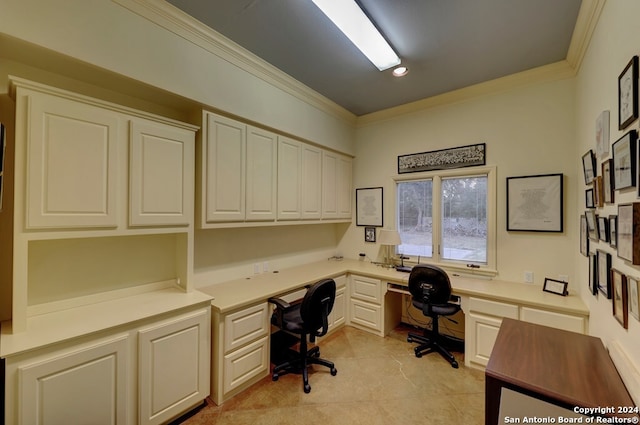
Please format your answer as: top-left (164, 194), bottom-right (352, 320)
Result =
top-left (394, 166), bottom-right (497, 277)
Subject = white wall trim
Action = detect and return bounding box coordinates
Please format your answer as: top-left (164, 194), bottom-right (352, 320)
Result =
top-left (111, 0), bottom-right (357, 126)
top-left (608, 340), bottom-right (640, 406)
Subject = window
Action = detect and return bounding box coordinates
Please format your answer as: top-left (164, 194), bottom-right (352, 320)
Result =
top-left (396, 167), bottom-right (496, 275)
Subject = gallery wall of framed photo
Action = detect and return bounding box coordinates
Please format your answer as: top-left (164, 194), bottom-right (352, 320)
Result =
top-left (581, 55), bottom-right (640, 330)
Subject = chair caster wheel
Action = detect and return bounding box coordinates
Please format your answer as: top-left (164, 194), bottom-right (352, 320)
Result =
top-left (272, 374), bottom-right (279, 381)
top-left (304, 384), bottom-right (311, 393)
top-left (415, 352), bottom-right (422, 358)
top-left (330, 368), bottom-right (337, 376)
top-left (451, 361), bottom-right (459, 369)
top-left (407, 336), bottom-right (413, 343)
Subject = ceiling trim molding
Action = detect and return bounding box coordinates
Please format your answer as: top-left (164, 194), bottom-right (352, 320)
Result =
top-left (357, 0), bottom-right (605, 127)
top-left (356, 60), bottom-right (576, 126)
top-left (112, 0), bottom-right (357, 125)
top-left (566, 0), bottom-right (607, 71)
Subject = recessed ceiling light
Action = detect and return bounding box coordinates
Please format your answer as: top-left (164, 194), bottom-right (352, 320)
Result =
top-left (392, 66), bottom-right (409, 77)
top-left (310, 0), bottom-right (401, 71)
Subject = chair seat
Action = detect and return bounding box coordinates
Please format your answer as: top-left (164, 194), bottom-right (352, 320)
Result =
top-left (271, 305), bottom-right (306, 334)
top-left (412, 300), bottom-right (460, 316)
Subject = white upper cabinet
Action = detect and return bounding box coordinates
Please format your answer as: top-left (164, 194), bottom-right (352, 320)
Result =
top-left (277, 136), bottom-right (302, 220)
top-left (199, 112), bottom-right (278, 225)
top-left (199, 110), bottom-right (352, 227)
top-left (15, 79), bottom-right (197, 232)
top-left (201, 112), bottom-right (246, 223)
top-left (130, 119), bottom-right (194, 227)
top-left (322, 151), bottom-right (353, 220)
top-left (246, 126), bottom-right (277, 221)
top-left (24, 91), bottom-right (120, 229)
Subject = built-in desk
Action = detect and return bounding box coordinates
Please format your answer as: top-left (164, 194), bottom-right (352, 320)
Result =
top-left (199, 259), bottom-right (589, 404)
top-left (486, 318), bottom-right (638, 424)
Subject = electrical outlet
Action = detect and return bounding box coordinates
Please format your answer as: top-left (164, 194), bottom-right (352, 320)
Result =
top-left (524, 271), bottom-right (534, 284)
top-left (253, 263), bottom-right (261, 274)
top-left (263, 261), bottom-right (269, 272)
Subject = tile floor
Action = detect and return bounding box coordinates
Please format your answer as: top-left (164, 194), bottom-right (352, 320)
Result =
top-left (176, 326), bottom-right (485, 425)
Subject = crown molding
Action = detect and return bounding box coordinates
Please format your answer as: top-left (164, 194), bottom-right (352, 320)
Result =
top-left (356, 61), bottom-right (576, 126)
top-left (357, 0), bottom-right (605, 126)
top-left (112, 0), bottom-right (357, 125)
top-left (566, 0), bottom-right (607, 71)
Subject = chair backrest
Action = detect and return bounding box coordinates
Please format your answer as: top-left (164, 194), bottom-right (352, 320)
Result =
top-left (408, 264), bottom-right (452, 305)
top-left (300, 278), bottom-right (336, 337)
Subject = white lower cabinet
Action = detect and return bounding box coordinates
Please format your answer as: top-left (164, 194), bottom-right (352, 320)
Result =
top-left (212, 302), bottom-right (270, 405)
top-left (464, 296), bottom-right (588, 369)
top-left (5, 307), bottom-right (211, 425)
top-left (138, 309), bottom-right (211, 425)
top-left (328, 278), bottom-right (347, 330)
top-left (15, 334), bottom-right (129, 425)
top-left (348, 275), bottom-right (384, 336)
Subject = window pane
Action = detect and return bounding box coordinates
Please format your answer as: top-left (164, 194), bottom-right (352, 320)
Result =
top-left (397, 180), bottom-right (433, 257)
top-left (441, 176), bottom-right (487, 263)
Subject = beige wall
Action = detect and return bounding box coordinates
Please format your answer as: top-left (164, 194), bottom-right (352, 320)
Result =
top-left (340, 77), bottom-right (577, 286)
top-left (575, 0), bottom-right (640, 358)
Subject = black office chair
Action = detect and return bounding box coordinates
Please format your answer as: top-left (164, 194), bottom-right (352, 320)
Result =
top-left (268, 279), bottom-right (338, 393)
top-left (406, 264), bottom-right (461, 368)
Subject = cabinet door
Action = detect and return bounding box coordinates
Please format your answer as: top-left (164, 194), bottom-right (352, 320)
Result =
top-left (223, 335), bottom-right (269, 395)
top-left (337, 155), bottom-right (353, 218)
top-left (130, 119), bottom-right (195, 227)
top-left (246, 126), bottom-right (277, 221)
top-left (16, 335), bottom-right (128, 425)
top-left (277, 137), bottom-right (302, 220)
top-left (329, 285), bottom-right (346, 329)
top-left (349, 298), bottom-right (382, 334)
top-left (520, 307), bottom-right (586, 334)
top-left (321, 151), bottom-right (338, 219)
top-left (301, 144), bottom-right (322, 219)
top-left (202, 113), bottom-right (246, 222)
top-left (25, 91), bottom-right (119, 229)
top-left (466, 311), bottom-right (503, 367)
top-left (138, 308), bottom-right (210, 425)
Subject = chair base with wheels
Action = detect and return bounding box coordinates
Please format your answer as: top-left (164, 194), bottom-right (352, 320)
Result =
top-left (406, 264), bottom-right (463, 369)
top-left (407, 321), bottom-right (463, 368)
top-left (269, 279), bottom-right (338, 394)
top-left (271, 335), bottom-right (337, 393)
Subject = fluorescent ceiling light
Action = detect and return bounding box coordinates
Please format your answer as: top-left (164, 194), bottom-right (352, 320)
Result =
top-left (311, 0), bottom-right (401, 71)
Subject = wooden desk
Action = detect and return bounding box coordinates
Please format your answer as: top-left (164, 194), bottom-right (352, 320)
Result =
top-left (485, 318), bottom-right (637, 425)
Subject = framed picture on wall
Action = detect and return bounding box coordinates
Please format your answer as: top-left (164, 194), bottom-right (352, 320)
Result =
top-left (356, 187), bottom-right (383, 227)
top-left (618, 55), bottom-right (639, 130)
top-left (611, 269), bottom-right (628, 329)
top-left (506, 173), bottom-right (563, 232)
top-left (589, 253), bottom-right (598, 296)
top-left (585, 189), bottom-right (595, 208)
top-left (617, 203), bottom-right (640, 264)
top-left (597, 215), bottom-right (609, 242)
top-left (364, 226), bottom-right (376, 242)
top-left (596, 110), bottom-right (610, 159)
top-left (602, 159), bottom-right (615, 204)
top-left (585, 209), bottom-right (598, 241)
top-left (582, 150), bottom-right (596, 184)
top-left (612, 130), bottom-right (637, 190)
top-left (597, 249), bottom-right (612, 299)
top-left (609, 215), bottom-right (618, 248)
top-left (580, 215), bottom-right (589, 257)
top-left (627, 275), bottom-right (640, 321)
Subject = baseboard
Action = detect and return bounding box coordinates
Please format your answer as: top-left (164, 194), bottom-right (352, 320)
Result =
top-left (608, 340), bottom-right (640, 406)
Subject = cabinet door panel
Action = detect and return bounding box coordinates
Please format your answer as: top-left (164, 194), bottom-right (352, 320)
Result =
top-left (337, 155), bottom-right (353, 218)
top-left (246, 127), bottom-right (277, 221)
top-left (349, 299), bottom-right (382, 332)
top-left (277, 137), bottom-right (302, 220)
top-left (520, 307), bottom-right (585, 334)
top-left (204, 113), bottom-right (246, 222)
top-left (468, 312), bottom-right (503, 367)
top-left (18, 335), bottom-right (128, 425)
top-left (138, 309), bottom-right (210, 425)
top-left (26, 93), bottom-right (119, 228)
top-left (301, 144), bottom-right (322, 219)
top-left (322, 151), bottom-right (338, 218)
top-left (130, 120), bottom-right (194, 226)
top-left (223, 336), bottom-right (269, 394)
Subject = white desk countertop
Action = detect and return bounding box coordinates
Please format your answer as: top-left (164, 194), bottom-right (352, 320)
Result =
top-left (198, 259), bottom-right (589, 317)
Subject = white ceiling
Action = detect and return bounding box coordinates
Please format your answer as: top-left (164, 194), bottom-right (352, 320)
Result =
top-left (166, 0), bottom-right (582, 116)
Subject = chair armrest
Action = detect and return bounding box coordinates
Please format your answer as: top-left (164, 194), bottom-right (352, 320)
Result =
top-left (268, 297), bottom-right (291, 311)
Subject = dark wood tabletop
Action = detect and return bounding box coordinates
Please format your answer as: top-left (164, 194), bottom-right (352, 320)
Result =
top-left (485, 318), bottom-right (637, 424)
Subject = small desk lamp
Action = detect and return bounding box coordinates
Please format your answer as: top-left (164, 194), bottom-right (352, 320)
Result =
top-left (378, 229), bottom-right (401, 268)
